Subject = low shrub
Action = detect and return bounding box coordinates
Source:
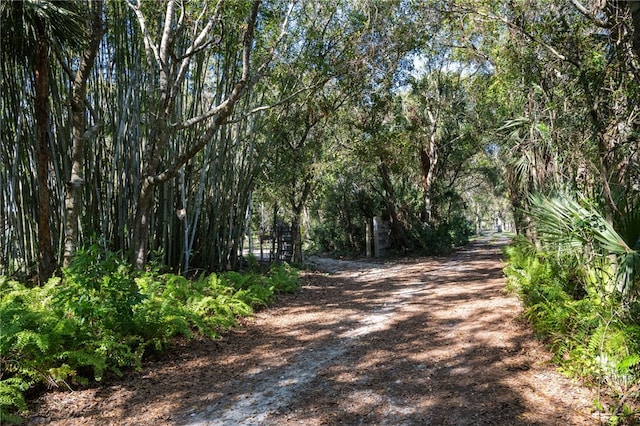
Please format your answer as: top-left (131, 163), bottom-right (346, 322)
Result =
top-left (504, 239), bottom-right (640, 424)
top-left (0, 246), bottom-right (299, 423)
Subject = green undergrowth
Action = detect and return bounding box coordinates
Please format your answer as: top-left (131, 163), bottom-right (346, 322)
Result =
top-left (0, 246), bottom-right (299, 424)
top-left (504, 238), bottom-right (640, 425)
top-left (412, 215), bottom-right (474, 256)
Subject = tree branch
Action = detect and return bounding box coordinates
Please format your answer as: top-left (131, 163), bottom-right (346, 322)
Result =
top-left (224, 80), bottom-right (328, 124)
top-left (170, 1), bottom-right (224, 103)
top-left (475, 10), bottom-right (580, 68)
top-left (570, 0), bottom-right (611, 28)
top-left (147, 0), bottom-right (261, 188)
top-left (253, 1), bottom-right (295, 79)
top-left (126, 0), bottom-right (163, 71)
top-left (159, 0), bottom-right (176, 65)
top-left (170, 0), bottom-right (295, 129)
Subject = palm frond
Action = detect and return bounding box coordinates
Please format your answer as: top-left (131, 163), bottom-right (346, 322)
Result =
top-left (529, 194), bottom-right (639, 296)
top-left (0, 0), bottom-right (87, 64)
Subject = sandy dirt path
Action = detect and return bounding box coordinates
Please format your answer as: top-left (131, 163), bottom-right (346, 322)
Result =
top-left (28, 235), bottom-right (600, 425)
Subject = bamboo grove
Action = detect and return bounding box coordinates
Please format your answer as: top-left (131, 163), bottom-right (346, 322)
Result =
top-left (1, 0), bottom-right (317, 279)
top-left (1, 0), bottom-right (639, 290)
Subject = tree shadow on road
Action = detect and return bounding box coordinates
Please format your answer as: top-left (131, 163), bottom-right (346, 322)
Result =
top-left (27, 235), bottom-right (597, 426)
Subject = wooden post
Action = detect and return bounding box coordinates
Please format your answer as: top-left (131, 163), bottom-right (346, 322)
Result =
top-left (373, 216), bottom-right (381, 257)
top-left (366, 220), bottom-right (372, 258)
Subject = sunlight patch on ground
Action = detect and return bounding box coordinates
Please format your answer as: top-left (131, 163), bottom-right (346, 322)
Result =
top-left (186, 267), bottom-right (425, 425)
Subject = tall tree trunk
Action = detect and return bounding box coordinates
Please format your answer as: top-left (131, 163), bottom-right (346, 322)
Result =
top-left (63, 0), bottom-right (103, 266)
top-left (419, 140), bottom-right (437, 223)
top-left (133, 173), bottom-right (159, 269)
top-left (378, 160), bottom-right (411, 250)
top-left (578, 71), bottom-right (619, 220)
top-left (419, 108), bottom-right (438, 224)
top-left (289, 174), bottom-right (312, 265)
top-left (34, 19), bottom-right (56, 283)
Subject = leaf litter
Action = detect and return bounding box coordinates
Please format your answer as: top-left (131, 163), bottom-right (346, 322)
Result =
top-left (27, 235), bottom-right (601, 425)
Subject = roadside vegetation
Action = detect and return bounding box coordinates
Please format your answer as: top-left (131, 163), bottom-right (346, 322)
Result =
top-left (0, 247), bottom-right (299, 423)
top-left (504, 196), bottom-right (640, 425)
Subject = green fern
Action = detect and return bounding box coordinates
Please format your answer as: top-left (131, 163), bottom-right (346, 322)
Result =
top-left (0, 245), bottom-right (300, 421)
top-left (0, 376), bottom-right (32, 423)
top-left (617, 355), bottom-right (640, 376)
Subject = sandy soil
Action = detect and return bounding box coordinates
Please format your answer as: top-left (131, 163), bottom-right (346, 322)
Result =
top-left (26, 235), bottom-right (602, 425)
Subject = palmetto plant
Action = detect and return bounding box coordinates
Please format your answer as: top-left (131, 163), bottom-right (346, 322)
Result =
top-left (529, 194), bottom-right (640, 298)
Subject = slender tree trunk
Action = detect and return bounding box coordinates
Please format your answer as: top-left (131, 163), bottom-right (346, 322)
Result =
top-left (63, 0), bottom-right (103, 266)
top-left (578, 72), bottom-right (619, 220)
top-left (63, 101), bottom-right (84, 266)
top-left (34, 19), bottom-right (56, 283)
top-left (130, 23), bottom-right (172, 268)
top-left (419, 142), bottom-right (437, 223)
top-left (133, 176), bottom-right (158, 268)
top-left (289, 175), bottom-right (312, 265)
top-left (420, 109), bottom-right (439, 224)
top-left (0, 174), bottom-right (5, 270)
top-left (179, 166), bottom-right (190, 275)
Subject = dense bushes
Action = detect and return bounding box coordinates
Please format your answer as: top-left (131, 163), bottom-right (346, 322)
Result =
top-left (308, 173), bottom-right (377, 255)
top-left (505, 237), bottom-right (640, 425)
top-left (0, 246), bottom-right (299, 423)
top-left (410, 215), bottom-right (473, 255)
top-left (504, 194), bottom-right (640, 424)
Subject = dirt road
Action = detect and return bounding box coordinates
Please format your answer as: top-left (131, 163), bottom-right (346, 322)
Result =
top-left (28, 235), bottom-right (599, 425)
